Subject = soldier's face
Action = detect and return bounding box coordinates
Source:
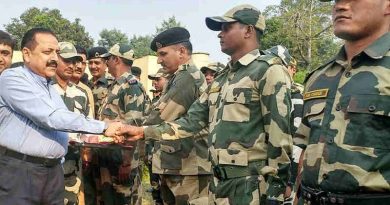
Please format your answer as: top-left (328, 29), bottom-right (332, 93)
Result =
top-left (22, 33), bottom-right (59, 79)
top-left (72, 54), bottom-right (87, 81)
top-left (218, 22), bottom-right (247, 56)
top-left (203, 70), bottom-right (216, 85)
top-left (88, 58), bottom-right (107, 79)
top-left (156, 45), bottom-right (182, 74)
top-left (0, 43), bottom-right (13, 73)
top-left (57, 56), bottom-right (77, 81)
top-left (153, 77), bottom-right (167, 92)
top-left (332, 0), bottom-right (390, 41)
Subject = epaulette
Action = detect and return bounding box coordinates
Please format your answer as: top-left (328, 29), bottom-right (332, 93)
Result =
top-left (303, 57), bottom-right (335, 84)
top-left (256, 54), bottom-right (283, 66)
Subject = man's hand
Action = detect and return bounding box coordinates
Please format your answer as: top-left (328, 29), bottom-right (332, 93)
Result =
top-left (104, 121), bottom-right (122, 137)
top-left (116, 125), bottom-right (144, 141)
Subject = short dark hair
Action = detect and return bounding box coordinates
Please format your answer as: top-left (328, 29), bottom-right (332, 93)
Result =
top-left (178, 41), bottom-right (192, 55)
top-left (21, 27), bottom-right (57, 50)
top-left (75, 45), bottom-right (87, 56)
top-left (120, 57), bottom-right (133, 67)
top-left (0, 30), bottom-right (16, 50)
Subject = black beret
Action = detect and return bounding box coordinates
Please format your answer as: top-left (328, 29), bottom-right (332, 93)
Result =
top-left (87, 47), bottom-right (108, 60)
top-left (131, 66), bottom-right (142, 77)
top-left (150, 27), bottom-right (190, 52)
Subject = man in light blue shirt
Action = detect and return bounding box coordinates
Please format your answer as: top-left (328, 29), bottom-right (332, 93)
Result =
top-left (0, 27), bottom-right (121, 205)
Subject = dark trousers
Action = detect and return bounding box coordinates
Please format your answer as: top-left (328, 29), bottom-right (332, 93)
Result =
top-left (0, 154), bottom-right (64, 205)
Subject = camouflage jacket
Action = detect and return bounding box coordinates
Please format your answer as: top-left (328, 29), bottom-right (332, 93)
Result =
top-left (144, 49), bottom-right (293, 201)
top-left (291, 82), bottom-right (304, 134)
top-left (143, 61), bottom-right (211, 175)
top-left (89, 73), bottom-right (114, 118)
top-left (76, 82), bottom-right (95, 118)
top-left (295, 32), bottom-right (390, 193)
top-left (98, 71), bottom-right (149, 168)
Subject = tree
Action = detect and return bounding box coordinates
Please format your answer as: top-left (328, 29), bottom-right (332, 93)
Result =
top-left (129, 35), bottom-right (154, 58)
top-left (262, 0), bottom-right (340, 71)
top-left (5, 7), bottom-right (93, 49)
top-left (98, 28), bottom-right (129, 48)
top-left (155, 16), bottom-right (183, 35)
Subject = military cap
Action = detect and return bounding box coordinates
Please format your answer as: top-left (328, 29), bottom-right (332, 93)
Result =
top-left (206, 4), bottom-right (265, 32)
top-left (262, 45), bottom-right (293, 67)
top-left (150, 27), bottom-right (190, 52)
top-left (100, 43), bottom-right (135, 61)
top-left (148, 68), bottom-right (169, 80)
top-left (131, 66), bottom-right (141, 77)
top-left (200, 62), bottom-right (224, 73)
top-left (87, 46), bottom-right (108, 60)
top-left (58, 42), bottom-right (83, 61)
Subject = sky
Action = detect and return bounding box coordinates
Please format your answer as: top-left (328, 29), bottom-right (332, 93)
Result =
top-left (0, 0), bottom-right (281, 63)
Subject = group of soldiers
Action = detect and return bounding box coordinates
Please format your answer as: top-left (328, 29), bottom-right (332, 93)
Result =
top-left (0, 0), bottom-right (389, 205)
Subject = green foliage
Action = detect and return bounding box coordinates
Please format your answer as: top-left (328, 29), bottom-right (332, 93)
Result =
top-left (155, 16), bottom-right (183, 35)
top-left (129, 35), bottom-right (155, 58)
top-left (5, 7), bottom-right (93, 49)
top-left (98, 28), bottom-right (130, 48)
top-left (262, 0), bottom-right (341, 71)
top-left (294, 70), bottom-right (309, 84)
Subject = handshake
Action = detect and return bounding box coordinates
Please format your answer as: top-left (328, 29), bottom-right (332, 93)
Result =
top-left (102, 121), bottom-right (145, 144)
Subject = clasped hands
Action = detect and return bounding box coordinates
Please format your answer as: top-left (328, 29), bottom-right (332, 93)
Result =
top-left (104, 121), bottom-right (145, 144)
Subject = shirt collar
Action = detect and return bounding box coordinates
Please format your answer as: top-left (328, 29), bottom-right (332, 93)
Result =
top-left (228, 49), bottom-right (260, 72)
top-left (24, 65), bottom-right (52, 85)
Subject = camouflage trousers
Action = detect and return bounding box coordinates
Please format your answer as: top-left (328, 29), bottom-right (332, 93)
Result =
top-left (64, 146), bottom-right (83, 205)
top-left (160, 174), bottom-right (211, 205)
top-left (98, 148), bottom-right (142, 205)
top-left (209, 175), bottom-right (266, 205)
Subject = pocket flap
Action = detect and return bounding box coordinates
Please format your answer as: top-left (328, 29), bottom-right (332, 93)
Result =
top-left (225, 88), bottom-right (252, 104)
top-left (347, 95), bottom-right (390, 116)
top-left (158, 141), bottom-right (182, 153)
top-left (218, 149), bottom-right (248, 166)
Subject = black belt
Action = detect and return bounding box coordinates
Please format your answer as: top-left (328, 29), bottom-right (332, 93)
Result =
top-left (0, 145), bottom-right (61, 167)
top-left (301, 184), bottom-right (390, 205)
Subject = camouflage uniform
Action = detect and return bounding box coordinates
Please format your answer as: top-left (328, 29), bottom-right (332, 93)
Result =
top-left (52, 79), bottom-right (90, 205)
top-left (97, 69), bottom-right (148, 205)
top-left (144, 49), bottom-right (293, 204)
top-left (295, 33), bottom-right (390, 205)
top-left (89, 73), bottom-right (114, 119)
top-left (263, 46), bottom-right (304, 203)
top-left (77, 82), bottom-right (95, 118)
top-left (143, 60), bottom-right (211, 205)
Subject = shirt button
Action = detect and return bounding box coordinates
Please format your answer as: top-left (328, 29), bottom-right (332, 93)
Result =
top-left (322, 173), bottom-right (328, 180)
top-left (231, 159), bottom-right (235, 163)
top-left (327, 139), bottom-right (334, 144)
top-left (345, 71), bottom-right (352, 78)
top-left (233, 97), bottom-right (237, 101)
top-left (335, 104), bottom-right (341, 111)
top-left (368, 105), bottom-right (376, 112)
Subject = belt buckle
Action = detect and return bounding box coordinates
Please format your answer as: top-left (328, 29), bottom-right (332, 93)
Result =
top-left (43, 159), bottom-right (55, 167)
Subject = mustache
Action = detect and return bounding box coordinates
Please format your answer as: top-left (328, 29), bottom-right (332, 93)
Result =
top-left (46, 60), bottom-right (58, 68)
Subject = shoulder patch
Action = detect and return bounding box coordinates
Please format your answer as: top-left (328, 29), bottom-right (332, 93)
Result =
top-left (128, 79), bottom-right (138, 85)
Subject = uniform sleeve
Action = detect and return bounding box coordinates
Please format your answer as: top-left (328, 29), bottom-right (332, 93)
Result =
top-left (144, 90), bottom-right (210, 140)
top-left (260, 64), bottom-right (293, 202)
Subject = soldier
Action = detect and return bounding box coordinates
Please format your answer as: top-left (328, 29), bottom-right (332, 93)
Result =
top-left (72, 45), bottom-right (95, 118)
top-left (0, 30), bottom-right (16, 74)
top-left (97, 43), bottom-right (149, 205)
top-left (131, 66), bottom-right (142, 81)
top-left (263, 45), bottom-right (304, 204)
top-left (200, 62), bottom-right (224, 85)
top-left (147, 68), bottom-right (170, 104)
top-left (52, 42), bottom-right (90, 205)
top-left (117, 6), bottom-right (292, 205)
top-left (293, 0), bottom-right (390, 205)
top-left (127, 27), bottom-right (213, 205)
top-left (87, 46), bottom-right (114, 118)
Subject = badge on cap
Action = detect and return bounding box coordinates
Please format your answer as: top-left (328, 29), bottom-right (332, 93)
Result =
top-left (156, 42), bottom-right (163, 49)
top-left (95, 52), bottom-right (100, 57)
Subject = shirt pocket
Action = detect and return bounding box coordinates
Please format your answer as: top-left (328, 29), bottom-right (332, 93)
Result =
top-left (344, 94), bottom-right (390, 149)
top-left (222, 88), bottom-right (252, 122)
top-left (302, 99), bottom-right (326, 144)
top-left (155, 140), bottom-right (183, 170)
